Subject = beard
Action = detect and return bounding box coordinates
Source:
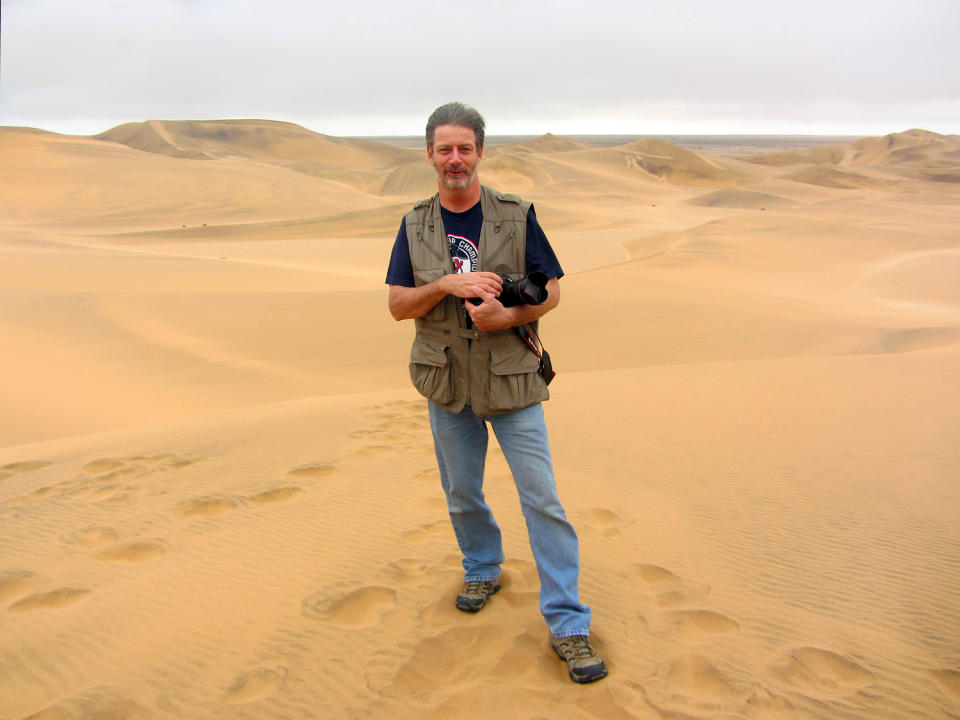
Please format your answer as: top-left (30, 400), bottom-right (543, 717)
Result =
top-left (435, 159), bottom-right (479, 190)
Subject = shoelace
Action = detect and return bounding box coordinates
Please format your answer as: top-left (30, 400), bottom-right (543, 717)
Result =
top-left (463, 581), bottom-right (490, 596)
top-left (560, 637), bottom-right (596, 659)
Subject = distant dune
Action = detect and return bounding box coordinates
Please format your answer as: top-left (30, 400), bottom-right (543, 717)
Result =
top-left (98, 118), bottom-right (420, 170)
top-left (687, 188), bottom-right (797, 208)
top-left (742, 128), bottom-right (960, 170)
top-left (489, 132), bottom-right (596, 154)
top-left (614, 138), bottom-right (747, 186)
top-left (1, 120), bottom-right (959, 720)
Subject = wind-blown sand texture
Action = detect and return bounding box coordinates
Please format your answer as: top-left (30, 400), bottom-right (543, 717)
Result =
top-left (1, 120), bottom-right (959, 719)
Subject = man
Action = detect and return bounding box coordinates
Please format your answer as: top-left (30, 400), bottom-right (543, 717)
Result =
top-left (385, 102), bottom-right (607, 684)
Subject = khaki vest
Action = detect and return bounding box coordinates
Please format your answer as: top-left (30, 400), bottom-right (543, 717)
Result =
top-left (404, 185), bottom-right (549, 416)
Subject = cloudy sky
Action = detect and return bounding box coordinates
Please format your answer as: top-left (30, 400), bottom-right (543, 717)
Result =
top-left (1, 0), bottom-right (958, 138)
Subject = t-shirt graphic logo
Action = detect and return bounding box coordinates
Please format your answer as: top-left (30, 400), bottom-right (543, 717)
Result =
top-left (448, 234), bottom-right (479, 274)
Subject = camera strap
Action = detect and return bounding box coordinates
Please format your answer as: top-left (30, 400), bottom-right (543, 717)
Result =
top-left (517, 324), bottom-right (556, 386)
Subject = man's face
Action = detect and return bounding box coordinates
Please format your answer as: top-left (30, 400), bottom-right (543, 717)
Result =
top-left (427, 124), bottom-right (483, 190)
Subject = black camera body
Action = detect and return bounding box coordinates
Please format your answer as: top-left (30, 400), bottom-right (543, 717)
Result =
top-left (469, 271), bottom-right (549, 307)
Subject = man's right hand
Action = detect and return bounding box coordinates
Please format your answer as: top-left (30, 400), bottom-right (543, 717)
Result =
top-left (439, 271), bottom-right (503, 300)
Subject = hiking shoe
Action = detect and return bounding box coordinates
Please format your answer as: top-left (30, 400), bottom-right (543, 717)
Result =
top-left (550, 634), bottom-right (608, 683)
top-left (455, 579), bottom-right (501, 612)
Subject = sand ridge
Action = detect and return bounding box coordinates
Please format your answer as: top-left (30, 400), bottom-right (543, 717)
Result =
top-left (1, 120), bottom-right (959, 719)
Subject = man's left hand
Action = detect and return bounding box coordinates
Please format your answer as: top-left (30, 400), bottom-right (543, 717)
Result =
top-left (466, 290), bottom-right (515, 331)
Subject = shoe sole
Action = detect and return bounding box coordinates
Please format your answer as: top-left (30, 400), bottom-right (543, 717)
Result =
top-left (551, 643), bottom-right (609, 684)
top-left (455, 584), bottom-right (500, 612)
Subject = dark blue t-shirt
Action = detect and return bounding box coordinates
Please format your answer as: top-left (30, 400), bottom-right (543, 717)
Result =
top-left (385, 203), bottom-right (563, 287)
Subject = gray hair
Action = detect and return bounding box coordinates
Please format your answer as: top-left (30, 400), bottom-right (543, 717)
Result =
top-left (426, 102), bottom-right (486, 150)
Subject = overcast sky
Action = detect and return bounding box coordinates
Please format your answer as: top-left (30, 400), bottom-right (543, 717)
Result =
top-left (2, 0), bottom-right (958, 138)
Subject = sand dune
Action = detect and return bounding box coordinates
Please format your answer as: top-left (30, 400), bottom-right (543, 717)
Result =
top-left (846, 129), bottom-right (960, 168)
top-left (687, 188), bottom-right (797, 208)
top-left (611, 138), bottom-right (748, 186)
top-left (1, 121), bottom-right (959, 720)
top-left (0, 128), bottom-right (392, 231)
top-left (99, 119), bottom-right (419, 171)
top-left (742, 129), bottom-right (960, 182)
top-left (783, 165), bottom-right (896, 189)
top-left (488, 132), bottom-right (596, 154)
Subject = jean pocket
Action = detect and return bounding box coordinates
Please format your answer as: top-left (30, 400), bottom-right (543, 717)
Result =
top-left (409, 336), bottom-right (454, 404)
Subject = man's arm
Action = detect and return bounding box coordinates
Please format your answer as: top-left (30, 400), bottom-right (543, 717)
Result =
top-left (389, 272), bottom-right (504, 321)
top-left (467, 277), bottom-right (560, 331)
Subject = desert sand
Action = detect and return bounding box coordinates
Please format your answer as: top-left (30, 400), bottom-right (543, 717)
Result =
top-left (1, 120), bottom-right (959, 719)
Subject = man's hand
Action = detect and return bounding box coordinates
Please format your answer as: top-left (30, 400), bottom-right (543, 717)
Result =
top-left (389, 271), bottom-right (503, 321)
top-left (390, 274), bottom-right (558, 326)
top-left (465, 277), bottom-right (561, 331)
top-left (439, 271), bottom-right (503, 300)
top-left (466, 289), bottom-right (515, 331)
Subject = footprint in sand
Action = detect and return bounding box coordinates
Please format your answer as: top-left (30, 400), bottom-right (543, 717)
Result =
top-left (581, 507), bottom-right (626, 538)
top-left (224, 666), bottom-right (288, 704)
top-left (645, 653), bottom-right (743, 715)
top-left (355, 445), bottom-right (394, 457)
top-left (7, 587), bottom-right (91, 612)
top-left (349, 428), bottom-right (413, 443)
top-left (4, 455), bottom-right (198, 508)
top-left (81, 458), bottom-right (126, 475)
top-left (366, 400), bottom-right (427, 416)
top-left (94, 539), bottom-right (167, 563)
top-left (0, 570), bottom-right (40, 604)
top-left (663, 609), bottom-right (740, 643)
top-left (301, 585), bottom-right (397, 628)
top-left (0, 460), bottom-right (53, 474)
top-left (631, 562), bottom-right (708, 608)
top-left (401, 520), bottom-right (450, 544)
top-left (350, 402), bottom-right (429, 447)
top-left (287, 463), bottom-right (337, 479)
top-left (744, 685), bottom-right (795, 713)
top-left (420, 495), bottom-right (447, 513)
top-left (2, 478), bottom-right (106, 507)
top-left (171, 496), bottom-right (239, 517)
top-left (382, 625), bottom-right (534, 700)
top-left (383, 553), bottom-right (464, 626)
top-left (8, 478), bottom-right (137, 507)
top-left (172, 487), bottom-right (302, 518)
top-left (22, 689), bottom-right (148, 718)
top-left (61, 526), bottom-right (120, 549)
top-left (668, 653), bottom-right (739, 695)
top-left (769, 647), bottom-right (874, 697)
top-left (83, 454), bottom-right (199, 479)
top-left (414, 468), bottom-right (439, 483)
top-left (382, 558), bottom-right (428, 586)
top-left (2, 488), bottom-right (52, 507)
top-left (246, 486), bottom-right (303, 504)
top-left (931, 668), bottom-right (960, 703)
top-left (497, 563), bottom-right (541, 610)
top-left (90, 466), bottom-right (140, 483)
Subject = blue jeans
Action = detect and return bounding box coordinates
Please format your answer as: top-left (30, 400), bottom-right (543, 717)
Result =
top-left (428, 400), bottom-right (592, 638)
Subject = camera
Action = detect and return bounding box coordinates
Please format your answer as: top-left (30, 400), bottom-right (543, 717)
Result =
top-left (469, 271), bottom-right (549, 307)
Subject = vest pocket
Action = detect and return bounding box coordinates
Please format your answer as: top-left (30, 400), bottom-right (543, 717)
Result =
top-left (486, 345), bottom-right (544, 412)
top-left (409, 336), bottom-right (454, 405)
